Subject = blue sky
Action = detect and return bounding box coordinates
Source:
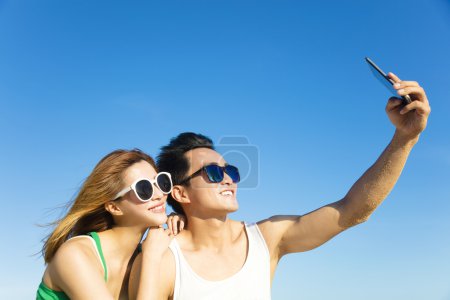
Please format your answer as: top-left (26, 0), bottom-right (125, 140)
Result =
top-left (1, 0), bottom-right (450, 299)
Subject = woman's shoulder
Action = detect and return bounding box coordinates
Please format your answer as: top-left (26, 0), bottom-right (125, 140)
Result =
top-left (49, 235), bottom-right (100, 271)
top-left (43, 235), bottom-right (102, 291)
top-left (59, 235), bottom-right (96, 256)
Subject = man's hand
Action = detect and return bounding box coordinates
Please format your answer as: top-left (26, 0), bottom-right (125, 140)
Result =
top-left (386, 72), bottom-right (431, 140)
top-left (166, 212), bottom-right (186, 236)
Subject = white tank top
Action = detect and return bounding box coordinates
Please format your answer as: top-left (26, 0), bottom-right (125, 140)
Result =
top-left (169, 223), bottom-right (271, 300)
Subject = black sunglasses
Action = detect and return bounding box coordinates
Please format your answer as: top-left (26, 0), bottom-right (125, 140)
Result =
top-left (180, 164), bottom-right (240, 185)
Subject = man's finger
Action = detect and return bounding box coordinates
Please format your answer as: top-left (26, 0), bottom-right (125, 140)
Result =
top-left (172, 218), bottom-right (178, 235)
top-left (386, 97), bottom-right (403, 111)
top-left (396, 86), bottom-right (425, 102)
top-left (399, 100), bottom-right (430, 115)
top-left (179, 220), bottom-right (185, 232)
top-left (393, 80), bottom-right (420, 89)
top-left (388, 72), bottom-right (402, 83)
top-left (167, 218), bottom-right (173, 233)
top-left (164, 228), bottom-right (175, 240)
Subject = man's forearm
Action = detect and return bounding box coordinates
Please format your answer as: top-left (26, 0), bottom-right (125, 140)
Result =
top-left (340, 130), bottom-right (419, 227)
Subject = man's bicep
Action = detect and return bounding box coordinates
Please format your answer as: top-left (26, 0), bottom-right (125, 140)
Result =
top-left (259, 200), bottom-right (348, 258)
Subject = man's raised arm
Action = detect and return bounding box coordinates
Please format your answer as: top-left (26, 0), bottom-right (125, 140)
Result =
top-left (258, 72), bottom-right (431, 262)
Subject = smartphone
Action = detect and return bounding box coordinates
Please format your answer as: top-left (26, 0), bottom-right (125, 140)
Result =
top-left (365, 57), bottom-right (411, 105)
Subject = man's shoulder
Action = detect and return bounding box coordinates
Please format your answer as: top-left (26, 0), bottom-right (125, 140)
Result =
top-left (256, 215), bottom-right (299, 231)
top-left (162, 247), bottom-right (177, 269)
top-left (254, 216), bottom-right (298, 251)
top-left (228, 218), bottom-right (274, 236)
top-left (228, 219), bottom-right (250, 235)
top-left (229, 218), bottom-right (246, 227)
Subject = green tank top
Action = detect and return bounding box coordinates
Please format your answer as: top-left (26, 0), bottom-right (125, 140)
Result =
top-left (36, 232), bottom-right (108, 300)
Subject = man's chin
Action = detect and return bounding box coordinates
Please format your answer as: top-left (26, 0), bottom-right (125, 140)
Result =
top-left (212, 204), bottom-right (239, 215)
top-left (225, 203), bottom-right (239, 213)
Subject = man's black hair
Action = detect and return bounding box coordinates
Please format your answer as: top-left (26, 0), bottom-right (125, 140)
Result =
top-left (157, 132), bottom-right (214, 214)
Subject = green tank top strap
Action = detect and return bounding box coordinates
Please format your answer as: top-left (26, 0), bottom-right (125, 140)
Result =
top-left (36, 281), bottom-right (69, 300)
top-left (87, 232), bottom-right (108, 281)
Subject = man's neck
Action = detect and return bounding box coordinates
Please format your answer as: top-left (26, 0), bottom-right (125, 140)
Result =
top-left (184, 215), bottom-right (240, 251)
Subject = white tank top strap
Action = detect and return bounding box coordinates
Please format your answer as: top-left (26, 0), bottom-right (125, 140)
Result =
top-left (246, 222), bottom-right (270, 257)
top-left (169, 239), bottom-right (181, 298)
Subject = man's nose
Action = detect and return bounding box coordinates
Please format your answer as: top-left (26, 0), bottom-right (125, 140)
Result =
top-left (221, 172), bottom-right (233, 185)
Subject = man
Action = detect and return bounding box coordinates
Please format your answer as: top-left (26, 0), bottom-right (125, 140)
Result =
top-left (129, 72), bottom-right (430, 299)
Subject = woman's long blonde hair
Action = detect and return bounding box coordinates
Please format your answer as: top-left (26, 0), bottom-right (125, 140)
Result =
top-left (42, 149), bottom-right (156, 263)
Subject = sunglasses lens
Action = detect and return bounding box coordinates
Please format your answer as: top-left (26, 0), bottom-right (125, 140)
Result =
top-left (205, 165), bottom-right (224, 183)
top-left (225, 165), bottom-right (240, 183)
top-left (157, 173), bottom-right (172, 194)
top-left (135, 180), bottom-right (153, 201)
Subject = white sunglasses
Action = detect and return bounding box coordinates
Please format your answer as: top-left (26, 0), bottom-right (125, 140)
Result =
top-left (113, 172), bottom-right (173, 202)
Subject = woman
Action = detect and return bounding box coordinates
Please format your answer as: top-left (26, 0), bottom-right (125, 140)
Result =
top-left (36, 149), bottom-right (185, 299)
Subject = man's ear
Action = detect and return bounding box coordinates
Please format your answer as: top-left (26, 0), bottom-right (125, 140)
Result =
top-left (172, 185), bottom-right (191, 204)
top-left (104, 201), bottom-right (124, 216)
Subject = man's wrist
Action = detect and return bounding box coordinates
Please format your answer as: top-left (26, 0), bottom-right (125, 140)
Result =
top-left (392, 130), bottom-right (420, 148)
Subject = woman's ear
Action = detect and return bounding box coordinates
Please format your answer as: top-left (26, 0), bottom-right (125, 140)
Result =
top-left (104, 201), bottom-right (124, 216)
top-left (172, 185), bottom-right (191, 204)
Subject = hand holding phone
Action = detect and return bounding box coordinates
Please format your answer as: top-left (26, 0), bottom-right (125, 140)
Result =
top-left (365, 57), bottom-right (412, 105)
